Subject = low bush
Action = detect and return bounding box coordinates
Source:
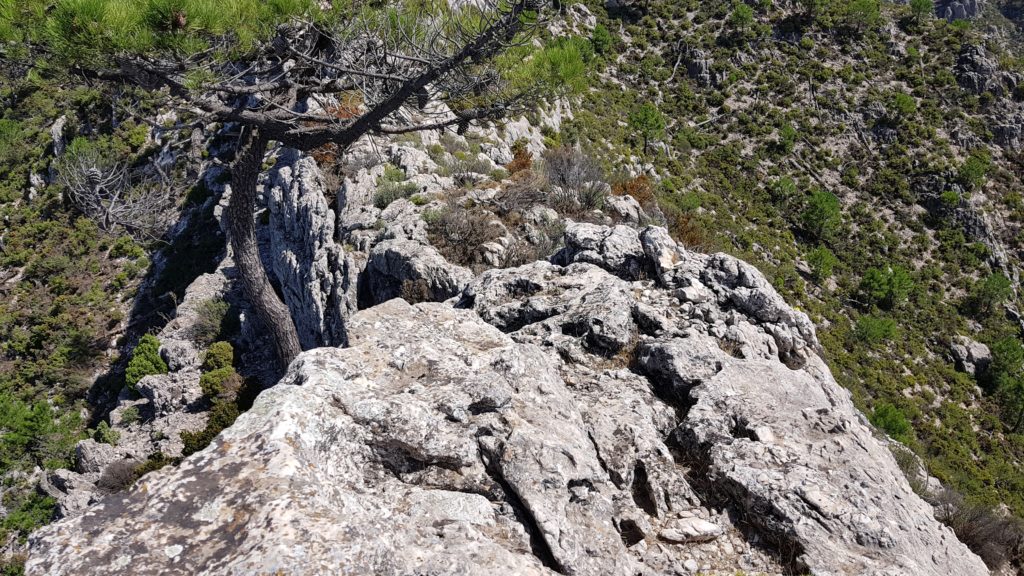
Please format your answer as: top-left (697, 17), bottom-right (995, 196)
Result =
top-left (931, 489), bottom-right (1024, 569)
top-left (1, 493), bottom-right (54, 542)
top-left (199, 367), bottom-right (242, 399)
top-left (400, 279), bottom-right (433, 304)
top-left (202, 341), bottom-right (234, 372)
top-left (958, 149), bottom-right (991, 190)
top-left (133, 452), bottom-right (178, 480)
top-left (192, 299), bottom-right (230, 345)
top-left (124, 334), bottom-right (167, 389)
top-left (801, 190), bottom-right (841, 242)
top-left (373, 181), bottom-right (420, 209)
top-left (806, 246), bottom-right (838, 282)
top-left (119, 406), bottom-right (140, 426)
top-left (108, 236), bottom-right (145, 260)
top-left (494, 169), bottom-right (547, 215)
top-left (506, 141), bottom-right (533, 174)
top-left (856, 315), bottom-right (898, 343)
top-left (612, 175), bottom-right (656, 206)
top-left (425, 205), bottom-right (502, 268)
top-left (964, 273), bottom-right (1012, 317)
top-left (591, 23), bottom-right (614, 54)
top-left (542, 145), bottom-right (603, 194)
top-left (870, 402), bottom-right (912, 443)
top-left (95, 459), bottom-right (139, 494)
top-left (181, 400), bottom-right (241, 456)
top-left (92, 421), bottom-right (119, 445)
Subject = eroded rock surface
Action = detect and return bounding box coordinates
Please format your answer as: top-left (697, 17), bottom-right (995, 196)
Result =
top-left (27, 225), bottom-right (988, 576)
top-left (264, 149), bottom-right (353, 348)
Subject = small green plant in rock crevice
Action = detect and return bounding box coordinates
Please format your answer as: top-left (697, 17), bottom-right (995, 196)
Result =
top-left (124, 334), bottom-right (167, 390)
top-left (183, 341), bottom-right (247, 455)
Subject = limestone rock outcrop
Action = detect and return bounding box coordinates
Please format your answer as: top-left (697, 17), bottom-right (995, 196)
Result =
top-left (27, 224), bottom-right (988, 576)
top-left (264, 149), bottom-right (354, 348)
top-left (951, 335), bottom-right (992, 378)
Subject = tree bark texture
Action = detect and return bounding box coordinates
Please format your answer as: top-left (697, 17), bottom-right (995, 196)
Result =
top-left (227, 129), bottom-right (303, 368)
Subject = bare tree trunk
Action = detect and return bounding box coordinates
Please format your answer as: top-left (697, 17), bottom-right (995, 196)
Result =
top-left (227, 129), bottom-right (302, 367)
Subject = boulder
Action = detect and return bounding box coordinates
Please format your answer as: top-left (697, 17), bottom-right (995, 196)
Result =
top-left (955, 44), bottom-right (1003, 95)
top-left (135, 372), bottom-right (203, 416)
top-left (74, 440), bottom-right (119, 475)
top-left (604, 194), bottom-right (646, 224)
top-left (361, 238), bottom-right (473, 306)
top-left (556, 222), bottom-right (648, 280)
top-left (658, 517), bottom-right (724, 544)
top-left (939, 0), bottom-right (981, 21)
top-left (388, 144), bottom-right (436, 177)
top-left (673, 344), bottom-right (987, 576)
top-left (39, 470), bottom-right (96, 519)
top-left (950, 335), bottom-right (992, 378)
top-left (27, 302), bottom-right (635, 576)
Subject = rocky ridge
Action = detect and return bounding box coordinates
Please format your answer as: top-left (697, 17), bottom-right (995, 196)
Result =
top-left (27, 215), bottom-right (987, 574)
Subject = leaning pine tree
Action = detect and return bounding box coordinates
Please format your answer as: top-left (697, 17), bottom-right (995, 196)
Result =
top-left (2, 0), bottom-right (584, 366)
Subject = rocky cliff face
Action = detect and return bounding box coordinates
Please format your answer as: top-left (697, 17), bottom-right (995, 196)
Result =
top-left (26, 223), bottom-right (986, 576)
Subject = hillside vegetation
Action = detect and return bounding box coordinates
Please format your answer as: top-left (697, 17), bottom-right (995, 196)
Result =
top-left (540, 0), bottom-right (1024, 519)
top-left (1, 0), bottom-right (1024, 571)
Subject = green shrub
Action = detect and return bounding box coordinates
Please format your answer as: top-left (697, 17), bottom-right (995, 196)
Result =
top-left (199, 366), bottom-right (241, 399)
top-left (859, 266), bottom-right (914, 309)
top-left (381, 163), bottom-right (406, 183)
top-left (193, 299), bottom-right (230, 345)
top-left (202, 341), bottom-right (234, 371)
top-left (373, 181), bottom-right (420, 209)
top-left (125, 334), bottom-right (167, 389)
top-left (776, 123), bottom-right (798, 154)
top-left (134, 452), bottom-right (178, 479)
top-left (990, 337), bottom-right (1024, 387)
top-left (964, 273), bottom-right (1012, 317)
top-left (940, 190), bottom-right (960, 207)
top-left (990, 337), bottom-right (1024, 430)
top-left (1, 493), bottom-right (54, 542)
top-left (119, 406), bottom-right (140, 426)
top-left (181, 399), bottom-right (240, 456)
top-left (856, 315), bottom-right (898, 343)
top-left (591, 24), bottom-right (613, 54)
top-left (801, 190), bottom-right (841, 242)
top-left (871, 402), bottom-right (912, 442)
top-left (958, 149), bottom-right (991, 190)
top-left (807, 246), bottom-right (838, 282)
top-left (0, 556), bottom-right (26, 576)
top-left (891, 92), bottom-right (917, 118)
top-left (93, 421), bottom-right (119, 445)
top-left (768, 176), bottom-right (798, 202)
top-left (108, 236), bottom-right (145, 260)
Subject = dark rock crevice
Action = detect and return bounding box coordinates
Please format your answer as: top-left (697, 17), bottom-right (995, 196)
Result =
top-left (665, 435), bottom-right (810, 576)
top-left (477, 443), bottom-right (565, 575)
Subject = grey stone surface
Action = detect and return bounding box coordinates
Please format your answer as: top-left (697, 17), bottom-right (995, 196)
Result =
top-left (27, 216), bottom-right (989, 576)
top-left (605, 194), bottom-right (646, 224)
top-left (28, 301), bottom-right (628, 576)
top-left (556, 221), bottom-right (648, 280)
top-left (265, 149), bottom-right (351, 348)
top-left (939, 0), bottom-right (981, 21)
top-left (362, 238), bottom-right (473, 306)
top-left (951, 335), bottom-right (992, 378)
